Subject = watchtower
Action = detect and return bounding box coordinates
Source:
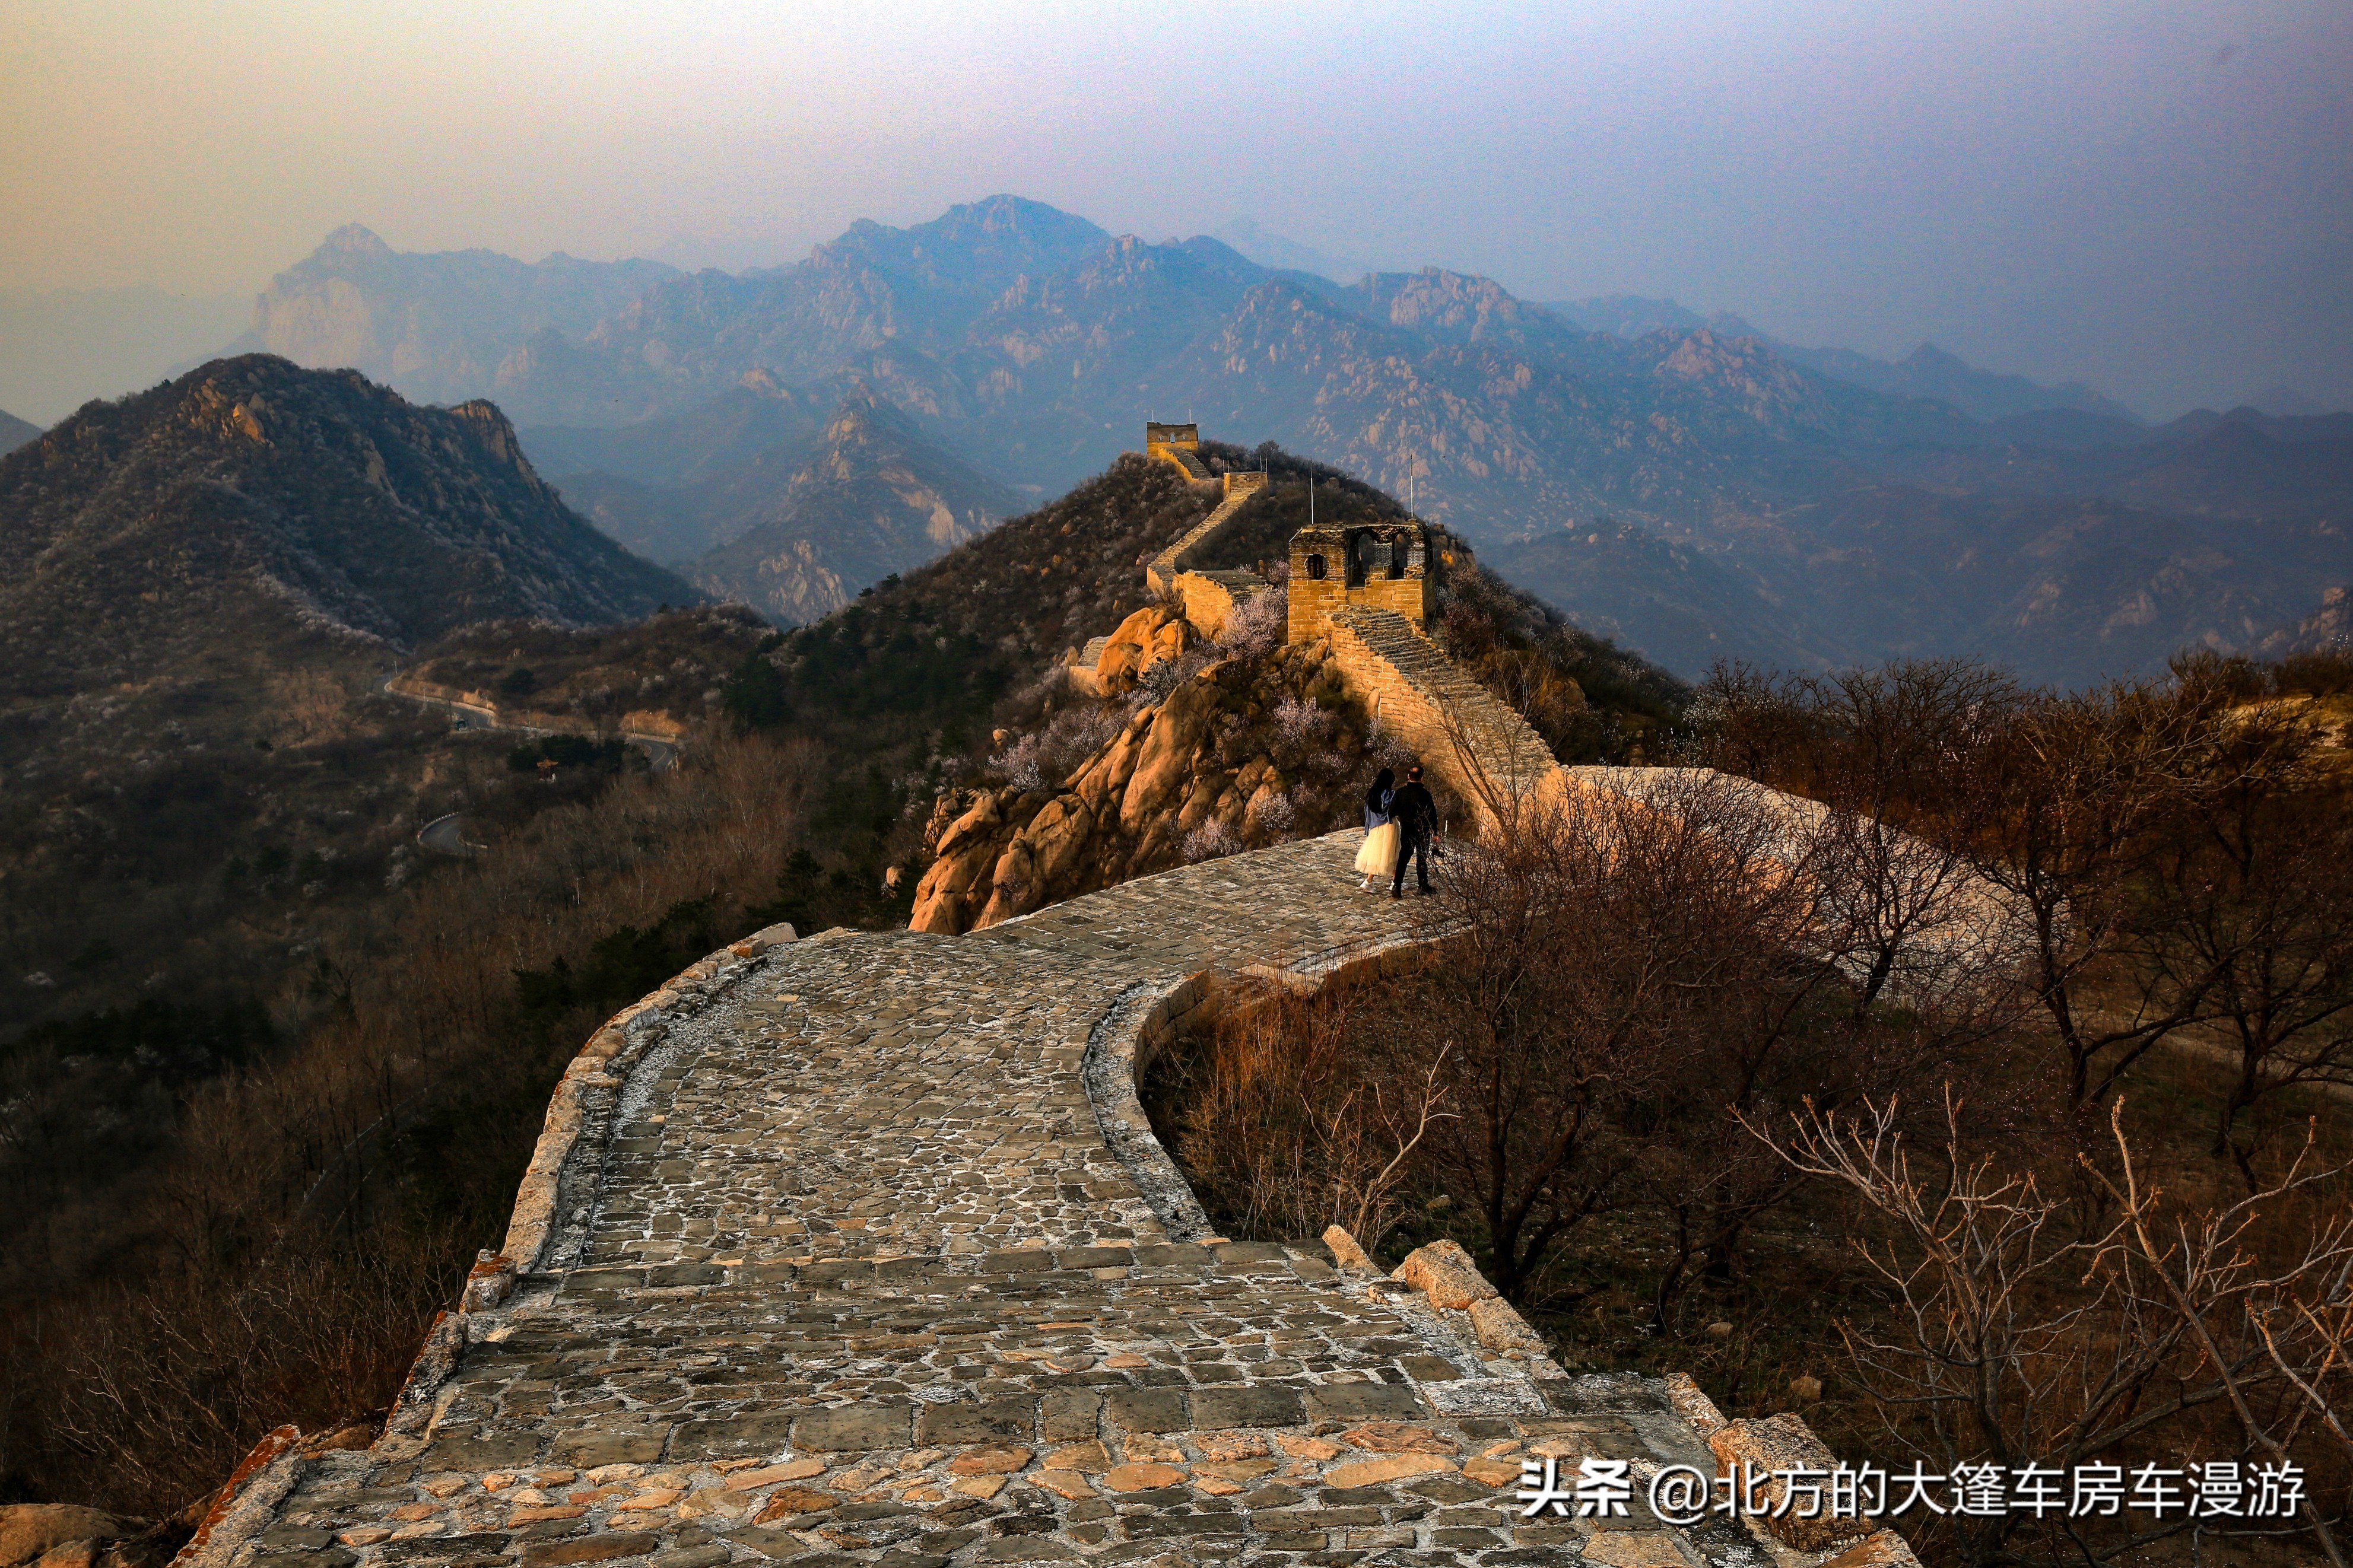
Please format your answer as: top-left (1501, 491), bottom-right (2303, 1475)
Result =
top-left (1144, 422), bottom-right (1209, 482)
top-left (1288, 515), bottom-right (1445, 643)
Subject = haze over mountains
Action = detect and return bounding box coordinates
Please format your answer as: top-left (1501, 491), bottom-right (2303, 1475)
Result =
top-left (1542, 297), bottom-right (2146, 429)
top-left (0, 286), bottom-right (252, 425)
top-left (66, 196), bottom-right (2353, 683)
top-left (216, 224), bottom-right (683, 412)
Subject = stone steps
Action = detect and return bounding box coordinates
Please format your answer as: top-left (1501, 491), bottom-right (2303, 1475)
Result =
top-left (1326, 608), bottom-right (1558, 796)
top-left (1147, 488), bottom-right (1260, 594)
top-left (1158, 447), bottom-right (1210, 481)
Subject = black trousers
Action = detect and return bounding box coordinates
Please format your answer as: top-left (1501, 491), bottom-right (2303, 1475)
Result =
top-left (1392, 827), bottom-right (1432, 893)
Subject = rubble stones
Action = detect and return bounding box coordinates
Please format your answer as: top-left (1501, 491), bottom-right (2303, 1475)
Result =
top-left (1824, 1529), bottom-right (1926, 1568)
top-left (1711, 1414), bottom-right (1875, 1553)
top-left (0, 1509), bottom-right (138, 1568)
top-left (1320, 1226), bottom-right (1374, 1273)
top-left (1467, 1296), bottom-right (1549, 1356)
top-left (1393, 1239), bottom-right (1498, 1310)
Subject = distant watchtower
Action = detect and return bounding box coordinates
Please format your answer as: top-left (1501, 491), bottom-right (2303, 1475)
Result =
top-left (1288, 514), bottom-right (1446, 643)
top-left (1144, 421), bottom-right (1209, 482)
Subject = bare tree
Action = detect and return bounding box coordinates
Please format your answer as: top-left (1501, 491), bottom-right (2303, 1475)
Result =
top-left (2140, 695), bottom-right (2353, 1181)
top-left (1757, 1092), bottom-right (2353, 1568)
top-left (1411, 770), bottom-right (1872, 1301)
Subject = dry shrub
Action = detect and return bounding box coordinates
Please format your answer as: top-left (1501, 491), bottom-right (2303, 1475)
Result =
top-left (990, 702), bottom-right (1123, 793)
top-left (1215, 585), bottom-right (1288, 661)
top-left (0, 726), bottom-right (817, 1513)
top-left (1761, 1094), bottom-right (2353, 1567)
top-left (1154, 769), bottom-right (2025, 1315)
top-left (11, 1226), bottom-right (462, 1517)
top-left (1152, 972), bottom-right (1444, 1248)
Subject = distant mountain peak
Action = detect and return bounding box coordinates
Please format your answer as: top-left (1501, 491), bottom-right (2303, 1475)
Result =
top-left (0, 406), bottom-right (40, 453)
top-left (1897, 342), bottom-right (1969, 371)
top-left (320, 222), bottom-right (393, 257)
top-left (2246, 384), bottom-right (2336, 418)
top-left (1209, 218), bottom-right (1370, 284)
top-left (0, 355), bottom-right (688, 711)
top-left (952, 193), bottom-right (1091, 233)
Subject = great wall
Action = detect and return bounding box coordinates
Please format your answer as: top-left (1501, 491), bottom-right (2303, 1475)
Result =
top-left (1133, 423), bottom-right (1555, 826)
top-left (172, 430), bottom-right (1930, 1568)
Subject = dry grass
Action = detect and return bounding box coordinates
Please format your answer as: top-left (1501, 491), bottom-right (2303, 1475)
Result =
top-left (0, 727), bottom-right (815, 1515)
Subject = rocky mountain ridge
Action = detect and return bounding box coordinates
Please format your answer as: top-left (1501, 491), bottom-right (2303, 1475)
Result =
top-left (219, 224), bottom-right (680, 409)
top-left (1544, 295), bottom-right (2146, 425)
top-left (911, 631), bottom-right (1379, 933)
top-left (209, 201), bottom-right (2353, 684)
top-left (0, 354), bottom-right (688, 766)
top-left (685, 391), bottom-right (1015, 624)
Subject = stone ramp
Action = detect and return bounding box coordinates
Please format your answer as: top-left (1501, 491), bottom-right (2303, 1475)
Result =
top-left (1145, 477), bottom-right (1268, 600)
top-left (1323, 608), bottom-right (1559, 820)
top-left (198, 833), bottom-right (1805, 1568)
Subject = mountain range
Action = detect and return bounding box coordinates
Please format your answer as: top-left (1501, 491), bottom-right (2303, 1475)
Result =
top-left (220, 224), bottom-right (681, 410)
top-left (523, 371), bottom-right (1017, 624)
top-left (0, 408), bottom-right (37, 452)
top-left (1542, 297), bottom-right (2145, 428)
top-left (0, 355), bottom-right (684, 769)
top-left (687, 391), bottom-right (1016, 624)
top-left (183, 198), bottom-right (2353, 683)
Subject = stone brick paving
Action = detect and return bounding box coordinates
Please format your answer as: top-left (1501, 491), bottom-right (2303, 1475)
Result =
top-left (201, 832), bottom-right (1808, 1568)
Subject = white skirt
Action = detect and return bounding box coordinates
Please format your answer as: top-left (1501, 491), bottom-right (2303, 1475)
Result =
top-left (1355, 820), bottom-right (1401, 875)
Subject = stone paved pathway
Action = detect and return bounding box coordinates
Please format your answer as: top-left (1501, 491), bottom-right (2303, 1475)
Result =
top-left (215, 832), bottom-right (1789, 1568)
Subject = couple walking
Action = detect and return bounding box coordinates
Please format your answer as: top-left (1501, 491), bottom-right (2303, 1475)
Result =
top-left (1355, 764), bottom-right (1436, 898)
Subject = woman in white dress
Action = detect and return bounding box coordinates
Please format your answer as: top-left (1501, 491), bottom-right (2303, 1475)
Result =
top-left (1355, 768), bottom-right (1399, 890)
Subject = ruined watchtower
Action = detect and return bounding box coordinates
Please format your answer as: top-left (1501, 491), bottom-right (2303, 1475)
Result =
top-left (1144, 421), bottom-right (1208, 482)
top-left (1288, 514), bottom-right (1445, 643)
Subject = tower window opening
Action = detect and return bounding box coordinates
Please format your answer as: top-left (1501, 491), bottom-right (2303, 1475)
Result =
top-left (1304, 554), bottom-right (1327, 581)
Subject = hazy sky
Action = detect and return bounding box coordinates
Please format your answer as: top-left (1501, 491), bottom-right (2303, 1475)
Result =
top-left (4, 0), bottom-right (2348, 415)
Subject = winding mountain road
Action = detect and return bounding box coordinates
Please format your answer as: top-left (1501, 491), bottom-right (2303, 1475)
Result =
top-left (382, 674), bottom-right (679, 769)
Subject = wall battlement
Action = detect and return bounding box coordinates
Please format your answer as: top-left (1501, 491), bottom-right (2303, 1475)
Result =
top-left (1115, 424), bottom-right (1561, 830)
top-left (1144, 421), bottom-right (1207, 482)
top-left (1143, 466), bottom-right (1270, 613)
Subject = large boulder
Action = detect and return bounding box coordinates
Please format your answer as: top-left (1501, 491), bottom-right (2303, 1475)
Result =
top-left (1119, 679), bottom-right (1220, 831)
top-left (1392, 1239), bottom-right (1500, 1311)
top-left (1709, 1414), bottom-right (1874, 1553)
top-left (1091, 605), bottom-right (1195, 695)
top-left (907, 619), bottom-right (1373, 934)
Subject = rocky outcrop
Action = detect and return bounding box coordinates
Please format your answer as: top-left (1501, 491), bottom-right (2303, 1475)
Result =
top-left (912, 638), bottom-right (1371, 934)
top-left (1077, 602), bottom-right (1198, 695)
top-left (0, 1505), bottom-right (176, 1568)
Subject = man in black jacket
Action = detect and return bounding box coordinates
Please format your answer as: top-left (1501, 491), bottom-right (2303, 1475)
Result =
top-left (1388, 763), bottom-right (1437, 898)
